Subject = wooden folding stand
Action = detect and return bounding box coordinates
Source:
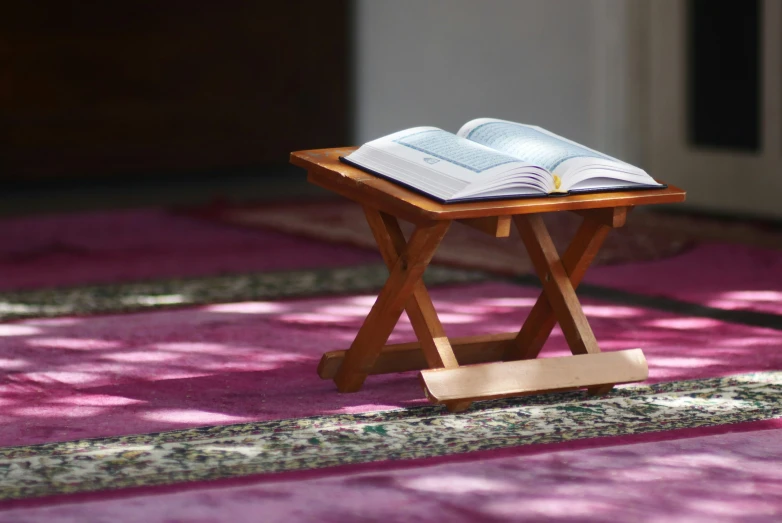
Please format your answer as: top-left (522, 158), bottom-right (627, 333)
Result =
top-left (292, 148), bottom-right (686, 412)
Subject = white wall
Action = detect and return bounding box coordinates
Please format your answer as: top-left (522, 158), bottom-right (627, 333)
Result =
top-left (646, 0), bottom-right (782, 218)
top-left (354, 0), bottom-right (627, 157)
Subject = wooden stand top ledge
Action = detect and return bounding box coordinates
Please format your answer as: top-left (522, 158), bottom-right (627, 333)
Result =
top-left (291, 147), bottom-right (686, 224)
top-left (291, 146), bottom-right (686, 412)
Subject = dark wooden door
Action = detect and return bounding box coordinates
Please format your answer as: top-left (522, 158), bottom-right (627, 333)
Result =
top-left (0, 1), bottom-right (352, 180)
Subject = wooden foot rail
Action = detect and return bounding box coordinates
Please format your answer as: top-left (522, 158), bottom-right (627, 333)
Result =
top-left (420, 349), bottom-right (648, 404)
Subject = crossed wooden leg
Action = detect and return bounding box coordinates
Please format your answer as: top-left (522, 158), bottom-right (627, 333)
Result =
top-left (330, 207), bottom-right (475, 409)
top-left (507, 209), bottom-right (628, 395)
top-left (361, 208), bottom-right (471, 411)
top-left (320, 206), bottom-right (647, 409)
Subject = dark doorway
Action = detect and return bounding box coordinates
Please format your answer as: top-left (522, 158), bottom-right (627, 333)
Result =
top-left (0, 1), bottom-right (352, 181)
top-left (687, 0), bottom-right (761, 152)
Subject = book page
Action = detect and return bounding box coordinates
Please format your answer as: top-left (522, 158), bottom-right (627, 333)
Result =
top-left (457, 118), bottom-right (626, 174)
top-left (390, 127), bottom-right (526, 178)
top-left (355, 127), bottom-right (543, 182)
top-left (345, 126), bottom-right (553, 200)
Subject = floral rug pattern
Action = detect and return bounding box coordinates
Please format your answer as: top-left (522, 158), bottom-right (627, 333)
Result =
top-left (2, 372), bottom-right (781, 501)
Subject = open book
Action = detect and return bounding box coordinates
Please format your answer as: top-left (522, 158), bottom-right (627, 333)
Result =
top-left (341, 118), bottom-right (664, 203)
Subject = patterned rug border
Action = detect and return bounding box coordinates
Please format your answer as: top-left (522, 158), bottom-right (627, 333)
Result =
top-left (2, 372), bottom-right (781, 501)
top-left (2, 264), bottom-right (781, 332)
top-left (0, 264), bottom-right (490, 321)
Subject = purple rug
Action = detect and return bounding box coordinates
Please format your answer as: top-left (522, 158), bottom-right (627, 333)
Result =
top-left (2, 429), bottom-right (778, 522)
top-left (0, 209), bottom-right (379, 291)
top-left (1, 207), bottom-right (782, 520)
top-left (585, 242), bottom-right (782, 315)
top-left (2, 281), bottom-right (781, 447)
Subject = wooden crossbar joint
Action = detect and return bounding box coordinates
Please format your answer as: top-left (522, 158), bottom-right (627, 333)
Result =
top-left (420, 349), bottom-right (648, 404)
top-left (364, 208), bottom-right (460, 370)
top-left (362, 208), bottom-right (475, 412)
top-left (508, 210), bottom-right (620, 361)
top-left (513, 214), bottom-right (601, 357)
